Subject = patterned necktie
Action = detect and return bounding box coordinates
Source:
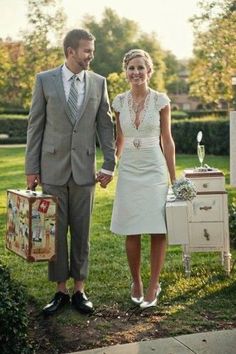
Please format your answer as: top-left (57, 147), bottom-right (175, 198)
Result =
top-left (67, 74), bottom-right (79, 122)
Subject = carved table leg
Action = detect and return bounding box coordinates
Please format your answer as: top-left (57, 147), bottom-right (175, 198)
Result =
top-left (182, 246), bottom-right (191, 277)
top-left (224, 252), bottom-right (232, 276)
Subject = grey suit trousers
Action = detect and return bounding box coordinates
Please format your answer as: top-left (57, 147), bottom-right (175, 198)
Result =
top-left (42, 176), bottom-right (95, 282)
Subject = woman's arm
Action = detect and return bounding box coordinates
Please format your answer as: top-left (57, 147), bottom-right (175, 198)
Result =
top-left (115, 112), bottom-right (124, 159)
top-left (160, 104), bottom-right (176, 184)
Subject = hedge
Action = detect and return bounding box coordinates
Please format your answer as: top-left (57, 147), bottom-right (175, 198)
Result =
top-left (172, 117), bottom-right (229, 155)
top-left (171, 111), bottom-right (188, 119)
top-left (0, 107), bottom-right (227, 117)
top-left (171, 110), bottom-right (228, 120)
top-left (0, 107), bottom-right (29, 115)
top-left (0, 263), bottom-right (34, 353)
top-left (0, 117), bottom-right (28, 144)
top-left (185, 110), bottom-right (228, 118)
top-left (0, 115), bottom-right (230, 155)
top-left (229, 197), bottom-right (236, 248)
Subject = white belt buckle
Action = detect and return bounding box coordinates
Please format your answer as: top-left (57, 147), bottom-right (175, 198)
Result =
top-left (133, 138), bottom-right (141, 149)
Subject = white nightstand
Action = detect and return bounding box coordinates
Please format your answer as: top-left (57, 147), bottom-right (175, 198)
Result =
top-left (166, 169), bottom-right (231, 276)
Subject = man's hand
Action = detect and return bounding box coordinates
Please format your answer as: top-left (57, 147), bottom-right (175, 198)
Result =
top-left (96, 171), bottom-right (113, 188)
top-left (26, 174), bottom-right (41, 190)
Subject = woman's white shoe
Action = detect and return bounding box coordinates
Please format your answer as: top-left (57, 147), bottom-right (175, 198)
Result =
top-left (140, 285), bottom-right (161, 309)
top-left (131, 283), bottom-right (144, 305)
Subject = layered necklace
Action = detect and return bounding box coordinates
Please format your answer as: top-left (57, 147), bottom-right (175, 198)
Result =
top-left (129, 88), bottom-right (150, 129)
top-left (131, 89), bottom-right (150, 114)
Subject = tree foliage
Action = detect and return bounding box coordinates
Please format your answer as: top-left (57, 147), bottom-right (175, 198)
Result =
top-left (189, 0), bottom-right (236, 105)
top-left (164, 51), bottom-right (189, 94)
top-left (83, 8), bottom-right (166, 91)
top-left (22, 0), bottom-right (66, 107)
top-left (0, 40), bottom-right (26, 108)
top-left (0, 0), bottom-right (66, 109)
top-left (107, 72), bottom-right (129, 106)
top-left (0, 4), bottom-right (186, 110)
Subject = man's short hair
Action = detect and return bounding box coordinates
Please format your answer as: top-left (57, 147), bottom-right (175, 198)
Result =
top-left (63, 29), bottom-right (95, 57)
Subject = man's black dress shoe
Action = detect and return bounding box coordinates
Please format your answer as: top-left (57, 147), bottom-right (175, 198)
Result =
top-left (72, 291), bottom-right (94, 314)
top-left (42, 291), bottom-right (70, 316)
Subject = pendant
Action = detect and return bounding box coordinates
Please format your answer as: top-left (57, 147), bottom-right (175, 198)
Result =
top-left (133, 138), bottom-right (141, 149)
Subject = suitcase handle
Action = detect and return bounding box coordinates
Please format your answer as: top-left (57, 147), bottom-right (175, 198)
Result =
top-left (25, 189), bottom-right (37, 196)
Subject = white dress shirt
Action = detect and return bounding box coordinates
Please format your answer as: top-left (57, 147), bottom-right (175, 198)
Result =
top-left (62, 64), bottom-right (85, 110)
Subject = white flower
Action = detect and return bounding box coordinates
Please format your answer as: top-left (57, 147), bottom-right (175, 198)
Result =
top-left (172, 177), bottom-right (197, 201)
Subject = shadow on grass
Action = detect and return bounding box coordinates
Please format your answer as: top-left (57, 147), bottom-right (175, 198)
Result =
top-left (1, 244), bottom-right (235, 354)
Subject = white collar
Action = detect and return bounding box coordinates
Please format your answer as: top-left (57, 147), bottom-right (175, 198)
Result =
top-left (62, 64), bottom-right (85, 81)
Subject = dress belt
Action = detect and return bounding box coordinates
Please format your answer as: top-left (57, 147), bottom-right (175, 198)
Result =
top-left (124, 137), bottom-right (160, 149)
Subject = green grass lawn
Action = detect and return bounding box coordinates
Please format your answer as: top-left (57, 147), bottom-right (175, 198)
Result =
top-left (0, 146), bottom-right (236, 351)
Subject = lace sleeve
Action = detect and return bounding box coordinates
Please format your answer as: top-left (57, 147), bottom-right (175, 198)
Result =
top-left (112, 94), bottom-right (125, 112)
top-left (155, 93), bottom-right (171, 111)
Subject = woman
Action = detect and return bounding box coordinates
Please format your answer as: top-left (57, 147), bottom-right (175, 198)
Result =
top-left (110, 49), bottom-right (176, 309)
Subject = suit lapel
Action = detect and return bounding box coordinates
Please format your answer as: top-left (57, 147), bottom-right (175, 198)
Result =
top-left (53, 65), bottom-right (75, 126)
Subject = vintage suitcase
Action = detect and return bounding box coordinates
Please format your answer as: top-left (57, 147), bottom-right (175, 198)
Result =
top-left (6, 189), bottom-right (57, 261)
top-left (166, 197), bottom-right (189, 245)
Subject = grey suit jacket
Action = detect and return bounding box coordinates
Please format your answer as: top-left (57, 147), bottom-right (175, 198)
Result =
top-left (25, 65), bottom-right (116, 186)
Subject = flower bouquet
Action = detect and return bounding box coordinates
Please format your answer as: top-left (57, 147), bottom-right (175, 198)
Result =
top-left (172, 177), bottom-right (197, 201)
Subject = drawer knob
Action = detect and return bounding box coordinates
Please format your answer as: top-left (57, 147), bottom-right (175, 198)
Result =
top-left (202, 183), bottom-right (208, 188)
top-left (199, 206), bottom-right (212, 211)
top-left (203, 228), bottom-right (210, 241)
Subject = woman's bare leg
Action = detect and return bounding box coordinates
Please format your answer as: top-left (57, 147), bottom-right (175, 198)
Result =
top-left (144, 234), bottom-right (167, 301)
top-left (126, 235), bottom-right (143, 297)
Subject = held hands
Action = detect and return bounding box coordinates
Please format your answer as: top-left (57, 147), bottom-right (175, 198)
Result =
top-left (27, 173), bottom-right (112, 190)
top-left (26, 174), bottom-right (41, 190)
top-left (96, 171), bottom-right (113, 188)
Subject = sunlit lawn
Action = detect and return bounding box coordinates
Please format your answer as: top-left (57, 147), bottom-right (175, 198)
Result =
top-left (0, 146), bottom-right (235, 340)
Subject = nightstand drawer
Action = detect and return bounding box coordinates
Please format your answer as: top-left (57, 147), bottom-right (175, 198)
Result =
top-left (190, 177), bottom-right (225, 193)
top-left (189, 223), bottom-right (224, 247)
top-left (184, 169), bottom-right (225, 193)
top-left (189, 195), bottom-right (223, 222)
top-left (166, 200), bottom-right (189, 245)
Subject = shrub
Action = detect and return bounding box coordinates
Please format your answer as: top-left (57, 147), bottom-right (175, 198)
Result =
top-left (0, 263), bottom-right (34, 354)
top-left (0, 107), bottom-right (29, 115)
top-left (0, 137), bottom-right (27, 144)
top-left (172, 117), bottom-right (229, 155)
top-left (229, 200), bottom-right (236, 249)
top-left (0, 114), bottom-right (230, 155)
top-left (186, 110), bottom-right (228, 117)
top-left (0, 117), bottom-right (28, 144)
top-left (171, 111), bottom-right (188, 119)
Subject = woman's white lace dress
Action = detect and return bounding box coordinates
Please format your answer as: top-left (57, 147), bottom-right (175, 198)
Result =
top-left (110, 89), bottom-right (170, 235)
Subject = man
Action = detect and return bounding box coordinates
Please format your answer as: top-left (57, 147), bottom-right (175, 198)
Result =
top-left (25, 29), bottom-right (115, 315)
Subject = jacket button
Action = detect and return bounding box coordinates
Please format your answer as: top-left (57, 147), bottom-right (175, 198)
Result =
top-left (73, 130), bottom-right (77, 133)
